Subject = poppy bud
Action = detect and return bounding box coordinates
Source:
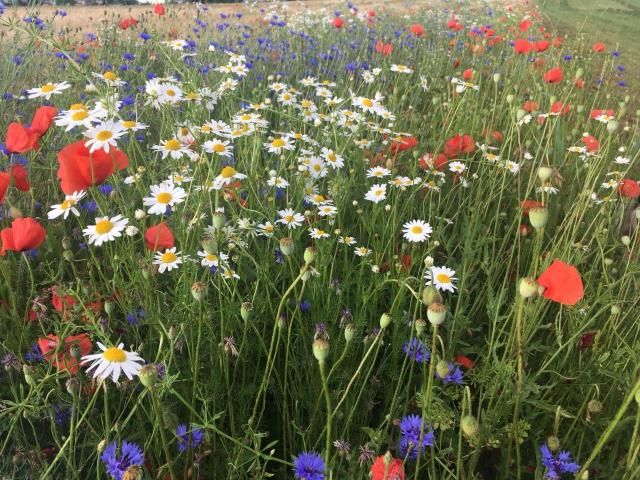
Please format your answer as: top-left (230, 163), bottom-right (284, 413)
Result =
top-left (65, 377), bottom-right (81, 396)
top-left (427, 302), bottom-right (446, 326)
top-left (344, 324), bottom-right (356, 342)
top-left (62, 237), bottom-right (72, 250)
top-left (201, 236), bottom-right (217, 254)
top-left (279, 237), bottom-right (294, 256)
top-left (63, 250), bottom-right (74, 261)
top-left (379, 312), bottom-right (392, 329)
top-left (461, 415), bottom-right (479, 438)
top-left (528, 206), bottom-right (549, 229)
top-left (493, 73), bottom-right (500, 83)
top-left (139, 364), bottom-right (159, 388)
top-left (415, 318), bottom-right (427, 336)
top-left (312, 338), bottom-right (329, 363)
top-left (516, 109), bottom-right (526, 121)
top-left (436, 360), bottom-right (450, 379)
top-left (191, 282), bottom-right (207, 301)
top-left (519, 277), bottom-right (539, 298)
top-left (104, 300), bottom-right (115, 316)
top-left (240, 302), bottom-right (253, 322)
top-left (23, 365), bottom-right (39, 387)
top-left (621, 235), bottom-right (631, 246)
top-left (611, 305), bottom-right (620, 315)
top-left (575, 68), bottom-right (584, 79)
top-left (212, 212), bottom-right (226, 230)
top-left (506, 94), bottom-right (515, 104)
top-left (69, 343), bottom-right (82, 362)
top-left (422, 284), bottom-right (442, 305)
top-left (547, 435), bottom-right (561, 453)
top-left (304, 246), bottom-right (317, 265)
top-left (537, 166), bottom-right (554, 182)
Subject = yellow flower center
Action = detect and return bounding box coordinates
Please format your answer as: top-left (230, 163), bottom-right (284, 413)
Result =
top-left (206, 254), bottom-right (218, 262)
top-left (240, 114), bottom-right (252, 121)
top-left (122, 120), bottom-right (137, 129)
top-left (272, 138), bottom-right (285, 148)
top-left (156, 192), bottom-right (173, 204)
top-left (95, 219), bottom-right (113, 234)
top-left (96, 130), bottom-right (113, 141)
top-left (313, 195), bottom-right (325, 202)
top-left (41, 84), bottom-right (55, 93)
top-left (284, 215), bottom-right (294, 222)
top-left (186, 92), bottom-right (198, 101)
top-left (161, 252), bottom-right (177, 263)
top-left (212, 143), bottom-right (226, 153)
top-left (60, 199), bottom-right (76, 210)
top-left (164, 139), bottom-right (181, 151)
top-left (72, 111), bottom-right (89, 121)
top-left (69, 103), bottom-right (86, 110)
top-left (166, 89), bottom-right (176, 97)
top-left (220, 166), bottom-right (237, 178)
top-left (411, 226), bottom-right (423, 234)
top-left (103, 71), bottom-right (117, 81)
top-left (436, 273), bottom-right (450, 283)
top-left (103, 347), bottom-right (127, 362)
top-left (362, 98), bottom-right (373, 108)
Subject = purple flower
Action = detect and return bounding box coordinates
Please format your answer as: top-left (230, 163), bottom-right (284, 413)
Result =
top-left (403, 338), bottom-right (430, 363)
top-left (540, 444), bottom-right (580, 479)
top-left (436, 362), bottom-right (464, 385)
top-left (398, 414), bottom-right (435, 459)
top-left (100, 441), bottom-right (144, 480)
top-left (176, 423), bottom-right (204, 452)
top-left (293, 452), bottom-right (325, 480)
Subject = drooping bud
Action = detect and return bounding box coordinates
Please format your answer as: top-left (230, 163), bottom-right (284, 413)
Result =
top-left (528, 206), bottom-right (549, 229)
top-left (191, 282), bottom-right (207, 301)
top-left (97, 439), bottom-right (107, 454)
top-left (427, 303), bottom-right (446, 326)
top-left (422, 284), bottom-right (442, 305)
top-left (461, 415), bottom-right (479, 438)
top-left (312, 338), bottom-right (330, 363)
top-left (23, 365), bottom-right (39, 387)
top-left (506, 94), bottom-right (515, 104)
top-left (379, 312), bottom-right (392, 329)
top-left (62, 237), bottom-right (72, 250)
top-left (606, 120), bottom-right (619, 134)
top-left (139, 364), bottom-right (159, 389)
top-left (519, 277), bottom-right (539, 298)
top-left (240, 302), bottom-right (253, 322)
top-left (279, 237), bottom-right (294, 256)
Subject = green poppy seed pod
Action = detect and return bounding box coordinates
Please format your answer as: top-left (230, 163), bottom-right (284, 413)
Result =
top-left (343, 324), bottom-right (356, 342)
top-left (461, 415), bottom-right (479, 438)
top-left (528, 206), bottom-right (549, 229)
top-left (537, 166), bottom-right (554, 182)
top-left (65, 377), bottom-right (81, 396)
top-left (493, 73), bottom-right (501, 83)
top-left (63, 250), bottom-right (74, 261)
top-left (240, 302), bottom-right (253, 322)
top-left (422, 285), bottom-right (442, 305)
top-left (379, 312), bottom-right (392, 329)
top-left (519, 277), bottom-right (539, 298)
top-left (104, 300), bottom-right (115, 316)
top-left (139, 364), bottom-right (159, 389)
top-left (607, 120), bottom-right (619, 134)
top-left (304, 247), bottom-right (317, 265)
top-left (587, 399), bottom-right (602, 415)
top-left (577, 105), bottom-right (584, 113)
top-left (621, 235), bottom-right (631, 246)
top-left (201, 236), bottom-right (218, 255)
top-left (427, 303), bottom-right (446, 326)
top-left (212, 212), bottom-right (226, 230)
top-left (575, 68), bottom-right (584, 79)
top-left (191, 281), bottom-right (207, 302)
top-left (549, 96), bottom-right (557, 106)
top-left (415, 318), bottom-right (427, 336)
top-left (516, 109), bottom-right (526, 121)
top-left (312, 338), bottom-right (329, 363)
top-left (62, 237), bottom-right (72, 250)
top-left (436, 360), bottom-right (450, 379)
top-left (23, 365), bottom-right (39, 387)
top-left (506, 94), bottom-right (514, 104)
top-left (546, 435), bottom-right (561, 453)
top-left (279, 237), bottom-right (294, 256)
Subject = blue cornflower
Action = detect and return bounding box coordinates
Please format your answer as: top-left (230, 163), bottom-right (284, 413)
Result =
top-left (540, 444), bottom-right (580, 479)
top-left (299, 300), bottom-right (311, 312)
top-left (55, 10), bottom-right (67, 17)
top-left (398, 414), bottom-right (435, 459)
top-left (402, 338), bottom-right (430, 363)
top-left (436, 362), bottom-right (464, 385)
top-left (176, 423), bottom-right (204, 452)
top-left (100, 441), bottom-right (144, 480)
top-left (24, 343), bottom-right (44, 362)
top-left (98, 184), bottom-right (113, 196)
top-left (81, 200), bottom-right (98, 213)
top-left (140, 32), bottom-right (151, 41)
top-left (52, 403), bottom-right (72, 426)
top-left (12, 55), bottom-right (23, 65)
top-left (293, 452), bottom-right (325, 480)
top-left (274, 247), bottom-right (284, 264)
top-left (0, 1), bottom-right (5, 16)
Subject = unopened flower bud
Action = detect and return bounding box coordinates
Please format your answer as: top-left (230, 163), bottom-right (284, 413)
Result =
top-left (201, 236), bottom-right (218, 255)
top-left (537, 166), bottom-right (554, 182)
top-left (422, 285), bottom-right (442, 305)
top-left (69, 343), bottom-right (82, 361)
top-left (621, 235), bottom-right (631, 246)
top-left (587, 399), bottom-right (602, 415)
top-left (436, 360), bottom-right (450, 379)
top-left (344, 324), bottom-right (356, 342)
top-left (23, 365), bottom-right (39, 387)
top-left (134, 209), bottom-right (146, 220)
top-left (506, 94), bottom-right (515, 104)
top-left (610, 305), bottom-right (620, 315)
top-left (279, 237), bottom-right (294, 256)
top-left (97, 439), bottom-right (107, 454)
top-left (63, 250), bottom-right (74, 261)
top-left (191, 282), bottom-right (207, 301)
top-left (427, 302), bottom-right (446, 326)
top-left (66, 377), bottom-right (81, 396)
top-left (493, 73), bottom-right (501, 83)
top-left (415, 318), bottom-right (427, 336)
top-left (304, 247), bottom-right (317, 265)
top-left (312, 338), bottom-right (329, 363)
top-left (606, 120), bottom-right (619, 134)
top-left (139, 364), bottom-right (159, 388)
top-left (461, 415), bottom-right (479, 438)
top-left (379, 312), bottom-right (392, 329)
top-left (546, 435), bottom-right (561, 453)
top-left (519, 277), bottom-right (539, 298)
top-left (62, 237), bottom-right (72, 250)
top-left (575, 68), bottom-right (584, 79)
top-left (240, 302), bottom-right (253, 322)
top-left (528, 206), bottom-right (548, 229)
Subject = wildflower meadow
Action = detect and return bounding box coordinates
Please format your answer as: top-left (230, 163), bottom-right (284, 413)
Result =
top-left (0, 1), bottom-right (639, 479)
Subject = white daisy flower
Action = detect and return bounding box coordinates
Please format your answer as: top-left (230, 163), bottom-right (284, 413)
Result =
top-left (257, 221), bottom-right (275, 237)
top-left (267, 176), bottom-right (290, 188)
top-left (425, 266), bottom-right (458, 292)
top-left (47, 191), bottom-right (86, 220)
top-left (81, 342), bottom-right (144, 384)
top-left (27, 81), bottom-right (71, 100)
top-left (354, 246), bottom-right (372, 257)
top-left (390, 64), bottom-right (414, 74)
top-left (83, 120), bottom-right (126, 153)
top-left (213, 166), bottom-right (247, 190)
top-left (197, 250), bottom-right (229, 268)
top-left (365, 184), bottom-right (387, 203)
top-left (402, 220), bottom-right (432, 243)
top-left (152, 138), bottom-right (192, 160)
top-left (153, 247), bottom-right (183, 273)
top-left (318, 205), bottom-right (338, 217)
top-left (82, 214), bottom-right (129, 246)
top-left (54, 105), bottom-right (97, 131)
top-left (366, 167), bottom-right (391, 179)
top-left (203, 139), bottom-right (233, 157)
top-left (277, 208), bottom-right (305, 229)
top-left (309, 227), bottom-right (330, 239)
top-left (321, 148), bottom-right (345, 169)
top-left (143, 182), bottom-right (187, 215)
top-left (449, 161), bottom-right (466, 174)
top-left (265, 137), bottom-right (294, 154)
top-left (338, 235), bottom-right (357, 245)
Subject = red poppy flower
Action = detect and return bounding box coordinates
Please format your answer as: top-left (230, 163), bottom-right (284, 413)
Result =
top-left (447, 19), bottom-right (463, 31)
top-left (391, 136), bottom-right (417, 153)
top-left (550, 102), bottom-right (570, 115)
top-left (118, 17), bottom-right (138, 30)
top-left (534, 40), bottom-right (550, 52)
top-left (153, 3), bottom-right (165, 15)
top-left (590, 109), bottom-right (614, 120)
top-left (455, 355), bottom-right (476, 369)
top-left (37, 333), bottom-right (92, 374)
top-left (519, 19), bottom-right (532, 32)
top-left (537, 260), bottom-right (584, 305)
top-left (513, 39), bottom-right (532, 54)
top-left (5, 123), bottom-right (40, 153)
top-left (543, 67), bottom-right (563, 83)
top-left (619, 179), bottom-right (640, 199)
top-left (591, 42), bottom-right (605, 53)
top-left (579, 331), bottom-right (597, 349)
top-left (582, 135), bottom-right (599, 152)
top-left (519, 224), bottom-right (532, 237)
top-left (29, 106), bottom-right (57, 137)
top-left (410, 24), bottom-right (425, 36)
top-left (374, 40), bottom-right (393, 56)
top-left (56, 140), bottom-right (128, 194)
top-left (0, 217), bottom-right (46, 256)
top-left (10, 164), bottom-right (30, 192)
top-left (419, 153), bottom-right (448, 171)
top-left (553, 37), bottom-right (564, 47)
top-left (574, 78), bottom-right (584, 89)
top-left (523, 101), bottom-right (539, 113)
top-left (462, 68), bottom-right (473, 80)
top-left (52, 288), bottom-right (75, 314)
top-left (332, 17), bottom-right (344, 28)
top-left (521, 200), bottom-right (545, 215)
top-left (0, 172), bottom-right (10, 203)
top-left (444, 134), bottom-right (475, 158)
top-left (145, 222), bottom-right (175, 251)
top-left (367, 10), bottom-right (376, 17)
top-left (370, 455), bottom-right (405, 480)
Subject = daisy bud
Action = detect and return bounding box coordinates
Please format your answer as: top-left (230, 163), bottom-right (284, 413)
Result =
top-left (422, 285), bottom-right (442, 305)
top-left (528, 206), bottom-right (549, 229)
top-left (379, 312), bottom-right (392, 329)
top-left (212, 212), bottom-right (226, 230)
top-left (125, 225), bottom-right (139, 236)
top-left (134, 209), bottom-right (146, 220)
top-left (621, 235), bottom-right (631, 246)
top-left (63, 250), bottom-right (74, 261)
top-left (191, 282), bottom-right (207, 302)
top-left (304, 247), bottom-right (317, 266)
top-left (436, 360), bottom-right (450, 379)
top-left (587, 399), bottom-right (602, 415)
top-left (427, 303), bottom-right (446, 326)
top-left (344, 324), bottom-right (356, 342)
top-left (104, 300), bottom-right (115, 316)
top-left (65, 377), bottom-right (81, 396)
top-left (85, 83), bottom-right (97, 93)
top-left (279, 237), bottom-right (294, 256)
top-left (506, 94), bottom-right (514, 104)
top-left (461, 415), bottom-right (479, 438)
top-left (424, 256), bottom-right (434, 268)
top-left (519, 277), bottom-right (539, 298)
top-left (546, 435), bottom-right (561, 453)
top-left (240, 302), bottom-right (253, 322)
top-left (537, 166), bottom-right (554, 182)
top-left (139, 364), bottom-right (159, 388)
top-left (415, 318), bottom-right (427, 336)
top-left (62, 237), bottom-right (72, 250)
top-left (607, 120), bottom-right (619, 133)
top-left (312, 338), bottom-right (329, 363)
top-left (23, 365), bottom-right (39, 387)
top-left (604, 258), bottom-right (613, 266)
